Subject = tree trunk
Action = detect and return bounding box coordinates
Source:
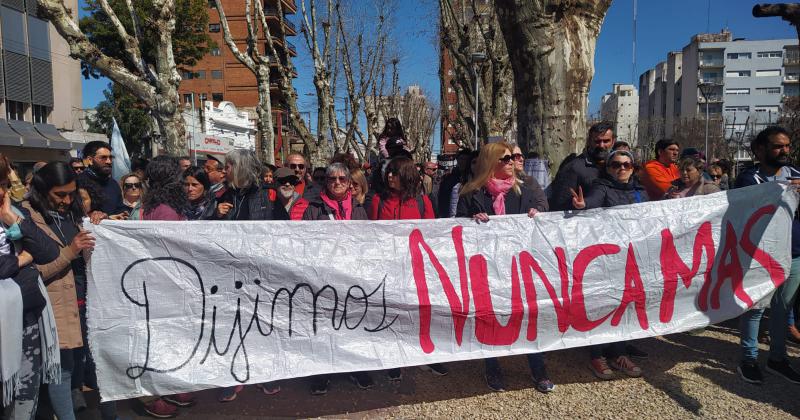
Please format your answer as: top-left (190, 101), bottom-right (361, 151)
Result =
top-left (255, 69), bottom-right (276, 165)
top-left (494, 0), bottom-right (611, 166)
top-left (153, 106), bottom-right (186, 155)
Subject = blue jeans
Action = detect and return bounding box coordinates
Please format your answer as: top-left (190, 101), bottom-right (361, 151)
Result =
top-left (740, 256), bottom-right (800, 362)
top-left (590, 341), bottom-right (626, 359)
top-left (48, 349), bottom-right (76, 420)
top-left (485, 353), bottom-right (547, 380)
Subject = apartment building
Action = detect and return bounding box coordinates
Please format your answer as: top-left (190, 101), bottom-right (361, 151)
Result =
top-left (639, 30), bottom-right (797, 144)
top-left (179, 0), bottom-right (298, 157)
top-left (0, 0), bottom-right (82, 163)
top-left (600, 84), bottom-right (638, 143)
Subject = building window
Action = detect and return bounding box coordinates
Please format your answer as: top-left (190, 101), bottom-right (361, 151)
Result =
top-left (200, 93), bottom-right (208, 101)
top-left (209, 23), bottom-right (220, 32)
top-left (755, 87), bottom-right (781, 95)
top-left (725, 70), bottom-right (751, 78)
top-left (725, 106), bottom-right (749, 112)
top-left (725, 88), bottom-right (750, 95)
top-left (207, 0), bottom-right (215, 7)
top-left (196, 71), bottom-right (206, 79)
top-left (211, 70), bottom-right (223, 79)
top-left (756, 69), bottom-right (780, 77)
top-left (212, 93), bottom-right (223, 102)
top-left (183, 93), bottom-right (193, 104)
top-left (32, 105), bottom-right (48, 123)
top-left (755, 105), bottom-right (779, 113)
top-left (210, 47), bottom-right (221, 56)
top-left (757, 51), bottom-right (782, 58)
top-left (6, 100), bottom-right (24, 121)
top-left (726, 52), bottom-right (751, 59)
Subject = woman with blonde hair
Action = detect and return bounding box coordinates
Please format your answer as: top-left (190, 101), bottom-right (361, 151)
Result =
top-left (349, 169), bottom-right (369, 206)
top-left (456, 142), bottom-right (554, 393)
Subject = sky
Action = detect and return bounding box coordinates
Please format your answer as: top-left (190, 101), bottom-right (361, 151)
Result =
top-left (80, 0), bottom-right (798, 154)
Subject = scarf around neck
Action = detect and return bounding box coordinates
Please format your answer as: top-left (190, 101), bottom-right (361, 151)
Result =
top-left (485, 176), bottom-right (515, 215)
top-left (320, 190), bottom-right (353, 220)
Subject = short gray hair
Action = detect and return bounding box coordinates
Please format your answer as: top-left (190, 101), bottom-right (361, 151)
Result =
top-left (325, 162), bottom-right (351, 181)
top-left (225, 149), bottom-right (261, 189)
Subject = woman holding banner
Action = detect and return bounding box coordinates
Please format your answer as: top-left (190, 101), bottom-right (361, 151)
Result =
top-left (571, 149), bottom-right (647, 380)
top-left (455, 142), bottom-right (554, 393)
top-left (369, 157), bottom-right (449, 381)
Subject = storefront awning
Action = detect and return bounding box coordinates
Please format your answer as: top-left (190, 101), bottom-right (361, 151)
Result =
top-left (8, 120), bottom-right (48, 148)
top-left (34, 123), bottom-right (71, 150)
top-left (0, 119), bottom-right (21, 147)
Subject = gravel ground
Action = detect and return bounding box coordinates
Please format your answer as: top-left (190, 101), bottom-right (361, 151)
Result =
top-left (72, 319), bottom-right (800, 419)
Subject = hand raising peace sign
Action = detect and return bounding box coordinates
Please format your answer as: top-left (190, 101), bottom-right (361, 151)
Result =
top-left (570, 186), bottom-right (586, 210)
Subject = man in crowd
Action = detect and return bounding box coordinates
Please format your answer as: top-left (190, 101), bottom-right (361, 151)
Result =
top-left (549, 121), bottom-right (615, 211)
top-left (203, 155), bottom-right (227, 199)
top-left (286, 153), bottom-right (319, 200)
top-left (422, 162), bottom-right (437, 195)
top-left (734, 126), bottom-right (800, 385)
top-left (78, 141), bottom-right (123, 219)
top-left (274, 167), bottom-right (309, 221)
top-left (437, 149), bottom-right (471, 217)
top-left (178, 156), bottom-right (192, 172)
top-left (640, 139), bottom-right (680, 200)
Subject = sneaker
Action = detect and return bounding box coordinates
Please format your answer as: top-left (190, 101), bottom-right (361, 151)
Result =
top-left (142, 399), bottom-right (178, 419)
top-left (590, 357), bottom-right (615, 380)
top-left (737, 360), bottom-right (763, 384)
top-left (789, 325), bottom-right (800, 343)
top-left (72, 388), bottom-right (87, 412)
top-left (162, 393), bottom-right (195, 407)
top-left (766, 359), bottom-right (800, 384)
top-left (418, 363), bottom-right (449, 376)
top-left (626, 344), bottom-right (649, 360)
top-left (485, 368), bottom-right (506, 392)
top-left (610, 355), bottom-right (642, 378)
top-left (387, 368), bottom-right (402, 382)
top-left (349, 372), bottom-right (376, 389)
top-left (534, 377), bottom-right (555, 393)
top-left (256, 382), bottom-right (281, 395)
top-left (310, 376), bottom-right (330, 395)
top-left (218, 385), bottom-right (244, 402)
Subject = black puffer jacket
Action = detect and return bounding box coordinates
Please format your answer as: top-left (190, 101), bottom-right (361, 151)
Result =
top-left (583, 175), bottom-right (649, 209)
top-left (211, 184), bottom-right (288, 221)
top-left (548, 153), bottom-right (600, 211)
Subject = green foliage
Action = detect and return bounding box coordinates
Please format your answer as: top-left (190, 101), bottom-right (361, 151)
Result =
top-left (87, 84), bottom-right (154, 158)
top-left (79, 0), bottom-right (215, 79)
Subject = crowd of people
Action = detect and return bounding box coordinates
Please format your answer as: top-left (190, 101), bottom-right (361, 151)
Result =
top-left (0, 117), bottom-right (798, 419)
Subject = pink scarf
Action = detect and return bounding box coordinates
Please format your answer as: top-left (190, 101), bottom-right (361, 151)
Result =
top-left (485, 177), bottom-right (515, 215)
top-left (320, 190), bottom-right (353, 220)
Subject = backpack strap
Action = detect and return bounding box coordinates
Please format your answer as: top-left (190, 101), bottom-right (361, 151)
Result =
top-left (416, 195), bottom-right (425, 218)
top-left (377, 196), bottom-right (385, 219)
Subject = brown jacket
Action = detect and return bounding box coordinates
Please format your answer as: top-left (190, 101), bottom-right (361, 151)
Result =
top-left (21, 201), bottom-right (83, 349)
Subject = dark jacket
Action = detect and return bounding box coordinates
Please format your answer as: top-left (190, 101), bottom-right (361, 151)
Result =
top-left (0, 206), bottom-right (60, 319)
top-left (548, 153), bottom-right (600, 211)
top-left (302, 197), bottom-right (368, 221)
top-left (583, 176), bottom-right (649, 209)
top-left (213, 184), bottom-right (289, 221)
top-left (77, 168), bottom-right (124, 215)
top-left (456, 185), bottom-right (538, 217)
top-left (437, 171), bottom-right (462, 218)
top-left (735, 164), bottom-right (800, 258)
top-left (519, 175), bottom-right (549, 212)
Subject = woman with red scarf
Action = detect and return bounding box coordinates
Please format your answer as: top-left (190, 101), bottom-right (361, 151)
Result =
top-left (456, 142), bottom-right (554, 393)
top-left (301, 162), bottom-right (372, 394)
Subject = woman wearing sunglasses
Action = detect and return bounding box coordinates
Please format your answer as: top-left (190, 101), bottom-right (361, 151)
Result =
top-left (665, 156), bottom-right (720, 199)
top-left (455, 142), bottom-right (553, 393)
top-left (119, 173), bottom-right (144, 219)
top-left (570, 150), bottom-right (647, 381)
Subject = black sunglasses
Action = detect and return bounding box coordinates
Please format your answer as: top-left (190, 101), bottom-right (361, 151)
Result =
top-left (609, 161), bottom-right (632, 170)
top-left (710, 175), bottom-right (722, 180)
top-left (289, 163), bottom-right (305, 170)
top-left (511, 153), bottom-right (524, 160)
top-left (327, 176), bottom-right (349, 183)
top-left (123, 182), bottom-right (142, 190)
top-left (499, 155), bottom-right (514, 164)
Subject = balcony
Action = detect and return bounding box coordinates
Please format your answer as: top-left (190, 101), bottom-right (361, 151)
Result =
top-left (697, 95), bottom-right (723, 103)
top-left (784, 74), bottom-right (800, 83)
top-left (263, 4), bottom-right (297, 35)
top-left (785, 55), bottom-right (800, 66)
top-left (698, 60), bottom-right (724, 68)
top-left (698, 77), bottom-right (723, 85)
top-left (286, 40), bottom-right (297, 55)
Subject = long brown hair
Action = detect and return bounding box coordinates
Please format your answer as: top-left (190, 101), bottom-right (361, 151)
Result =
top-left (350, 169), bottom-right (368, 204)
top-left (382, 156), bottom-right (421, 202)
top-left (460, 142), bottom-right (520, 196)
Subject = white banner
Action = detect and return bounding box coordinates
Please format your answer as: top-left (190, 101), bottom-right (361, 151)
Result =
top-left (86, 183), bottom-right (798, 401)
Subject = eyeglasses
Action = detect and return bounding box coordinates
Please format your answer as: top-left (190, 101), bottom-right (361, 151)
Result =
top-left (710, 175), bottom-right (722, 180)
top-left (123, 182), bottom-right (142, 190)
top-left (499, 155), bottom-right (514, 164)
top-left (609, 161), bottom-right (632, 170)
top-left (511, 153), bottom-right (524, 161)
top-left (277, 178), bottom-right (297, 186)
top-left (289, 163), bottom-right (305, 170)
top-left (326, 176), bottom-right (349, 183)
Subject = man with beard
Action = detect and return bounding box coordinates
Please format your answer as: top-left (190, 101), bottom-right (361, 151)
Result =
top-left (273, 167), bottom-right (309, 220)
top-left (77, 141), bottom-right (124, 220)
top-left (549, 121), bottom-right (615, 211)
top-left (734, 126), bottom-right (800, 385)
top-left (640, 139), bottom-right (680, 200)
